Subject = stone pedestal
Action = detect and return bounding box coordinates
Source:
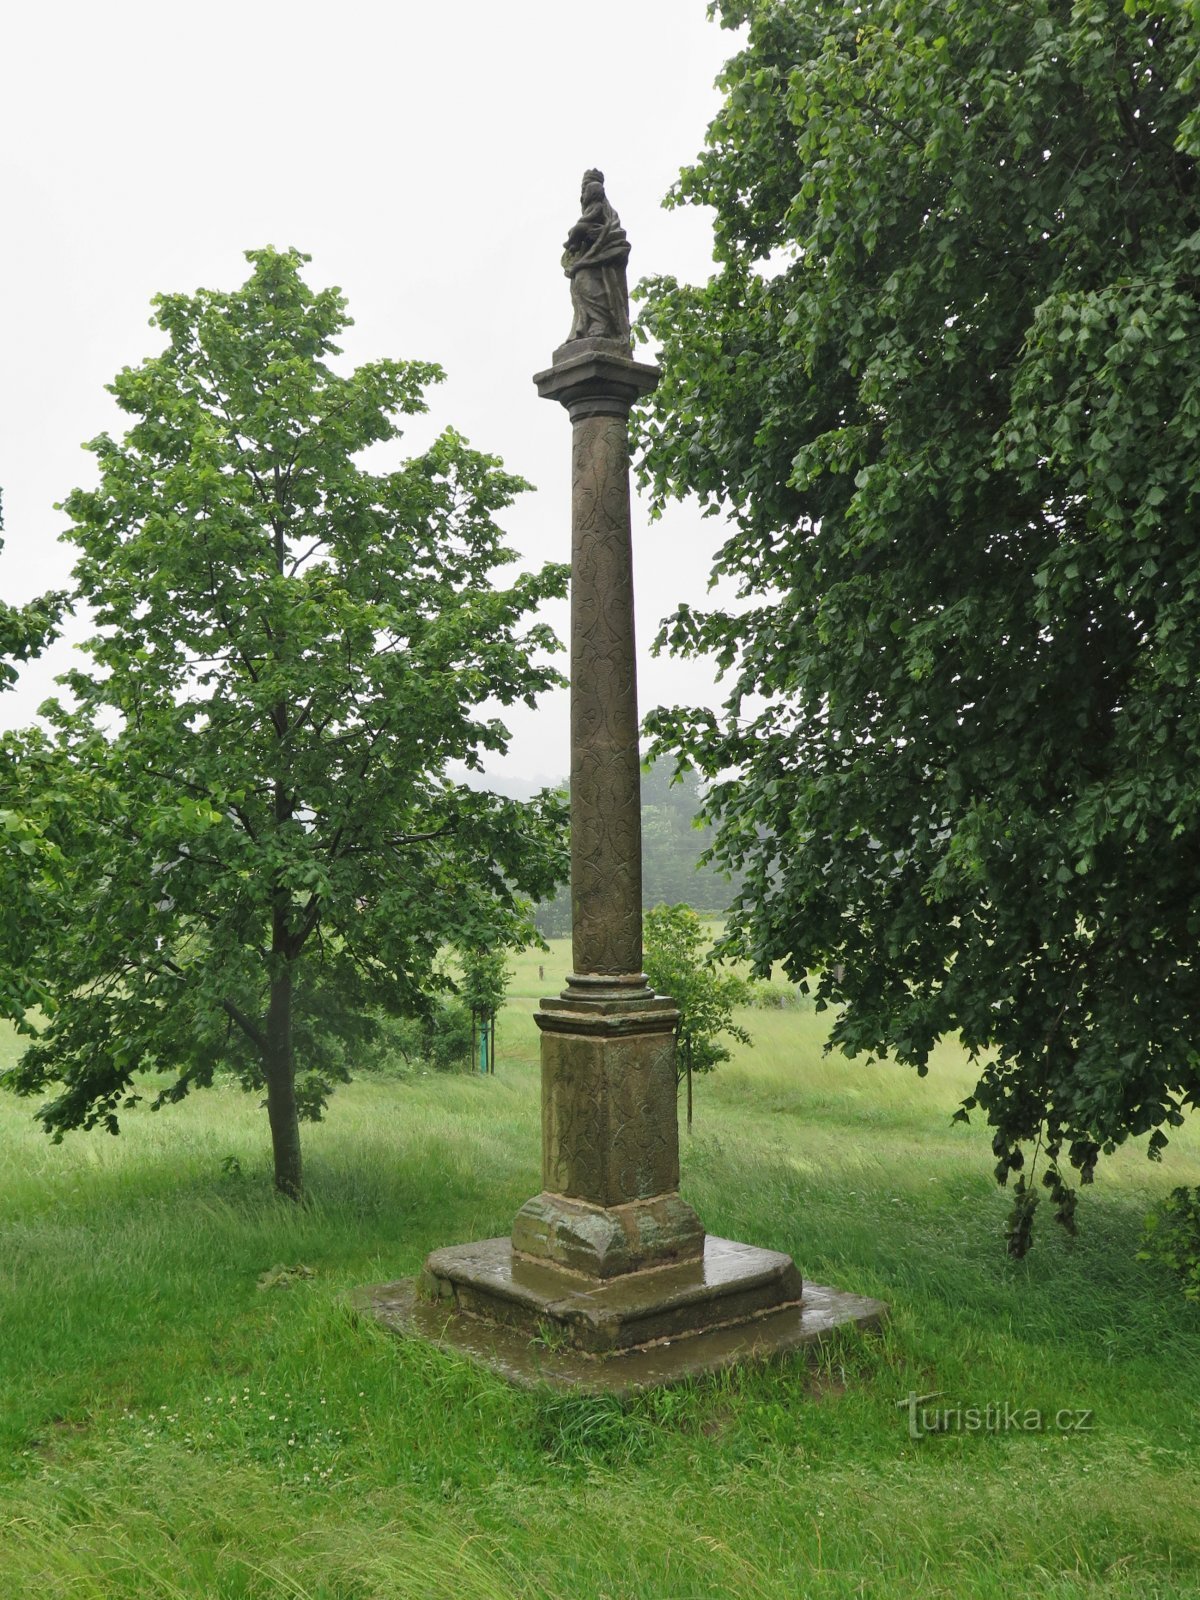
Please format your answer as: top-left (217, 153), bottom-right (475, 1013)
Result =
top-left (355, 1262), bottom-right (887, 1398)
top-left (357, 180), bottom-right (887, 1390)
top-left (511, 989), bottom-right (704, 1278)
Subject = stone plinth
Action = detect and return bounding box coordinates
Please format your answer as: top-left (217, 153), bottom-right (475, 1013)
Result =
top-left (509, 988), bottom-right (703, 1277)
top-left (355, 1267), bottom-right (888, 1398)
top-left (422, 1237), bottom-right (801, 1355)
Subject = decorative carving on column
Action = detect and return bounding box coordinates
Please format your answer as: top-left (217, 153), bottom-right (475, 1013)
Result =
top-left (569, 412), bottom-right (643, 979)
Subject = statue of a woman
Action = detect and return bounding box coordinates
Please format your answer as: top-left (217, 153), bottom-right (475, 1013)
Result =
top-left (563, 170), bottom-right (631, 344)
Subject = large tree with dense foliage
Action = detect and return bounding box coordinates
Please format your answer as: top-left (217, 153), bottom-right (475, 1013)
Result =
top-left (3, 249), bottom-right (568, 1200)
top-left (635, 0), bottom-right (1200, 1248)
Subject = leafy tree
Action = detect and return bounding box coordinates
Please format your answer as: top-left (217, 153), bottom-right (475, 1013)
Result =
top-left (643, 903), bottom-right (750, 1131)
top-left (3, 248), bottom-right (568, 1200)
top-left (1139, 1185), bottom-right (1200, 1304)
top-left (460, 943), bottom-right (509, 1073)
top-left (378, 999), bottom-right (474, 1075)
top-left (0, 731), bottom-right (68, 1030)
top-left (0, 514), bottom-right (63, 694)
top-left (636, 0), bottom-right (1200, 1247)
top-left (0, 494), bottom-right (67, 1027)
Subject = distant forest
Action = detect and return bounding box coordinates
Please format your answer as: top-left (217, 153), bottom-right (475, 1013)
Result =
top-left (533, 759), bottom-right (738, 938)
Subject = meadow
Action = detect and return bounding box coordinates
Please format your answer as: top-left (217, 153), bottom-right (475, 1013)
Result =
top-left (2, 938), bottom-right (1199, 1599)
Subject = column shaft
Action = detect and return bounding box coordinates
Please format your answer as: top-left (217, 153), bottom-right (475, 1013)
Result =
top-left (569, 412), bottom-right (643, 981)
top-left (519, 339), bottom-right (704, 1276)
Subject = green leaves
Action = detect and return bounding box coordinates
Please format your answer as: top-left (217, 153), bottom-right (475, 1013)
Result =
top-left (0, 491), bottom-right (72, 1029)
top-left (643, 903), bottom-right (751, 1123)
top-left (636, 0), bottom-right (1200, 1245)
top-left (1139, 1186), bottom-right (1200, 1302)
top-left (5, 249), bottom-right (568, 1189)
top-left (458, 944), bottom-right (510, 1025)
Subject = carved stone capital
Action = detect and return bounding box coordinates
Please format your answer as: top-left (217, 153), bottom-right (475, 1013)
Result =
top-left (533, 345), bottom-right (660, 421)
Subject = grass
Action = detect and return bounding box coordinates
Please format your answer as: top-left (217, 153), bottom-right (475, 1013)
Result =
top-left (2, 939), bottom-right (1199, 1598)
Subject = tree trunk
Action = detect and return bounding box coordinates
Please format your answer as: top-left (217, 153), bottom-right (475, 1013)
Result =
top-left (265, 524), bottom-right (302, 1200)
top-left (264, 965), bottom-right (303, 1201)
top-left (686, 1046), bottom-right (693, 1134)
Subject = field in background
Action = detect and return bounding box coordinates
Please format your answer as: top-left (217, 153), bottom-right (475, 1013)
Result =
top-left (2, 937), bottom-right (1199, 1599)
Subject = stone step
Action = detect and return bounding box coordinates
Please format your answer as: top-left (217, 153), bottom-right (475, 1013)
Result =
top-left (421, 1234), bottom-right (805, 1356)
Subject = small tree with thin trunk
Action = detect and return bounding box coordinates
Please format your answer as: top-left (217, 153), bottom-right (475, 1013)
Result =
top-left (4, 248), bottom-right (568, 1200)
top-left (460, 943), bottom-right (509, 1074)
top-left (643, 903), bottom-right (750, 1131)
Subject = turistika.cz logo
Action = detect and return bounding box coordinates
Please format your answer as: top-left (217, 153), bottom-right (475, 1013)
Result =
top-left (897, 1392), bottom-right (1095, 1440)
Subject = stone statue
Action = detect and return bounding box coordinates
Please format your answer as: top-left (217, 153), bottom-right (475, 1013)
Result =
top-left (563, 169), bottom-right (631, 344)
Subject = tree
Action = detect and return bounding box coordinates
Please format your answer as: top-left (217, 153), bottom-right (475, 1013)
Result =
top-left (460, 943), bottom-right (509, 1073)
top-left (643, 903), bottom-right (750, 1131)
top-left (3, 248), bottom-right (568, 1200)
top-left (0, 500), bottom-right (64, 697)
top-left (0, 493), bottom-right (67, 1027)
top-left (635, 1), bottom-right (1200, 1247)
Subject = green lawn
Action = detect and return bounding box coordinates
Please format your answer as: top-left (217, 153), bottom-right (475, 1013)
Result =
top-left (2, 940), bottom-right (1199, 1599)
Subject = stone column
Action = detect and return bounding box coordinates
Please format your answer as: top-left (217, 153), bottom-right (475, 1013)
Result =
top-left (567, 403), bottom-right (643, 986)
top-left (509, 338), bottom-right (705, 1278)
top-left (358, 176), bottom-right (888, 1391)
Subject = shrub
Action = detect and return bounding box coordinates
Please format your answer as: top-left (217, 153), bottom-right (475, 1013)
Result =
top-left (746, 981), bottom-right (806, 1010)
top-left (366, 1002), bottom-right (473, 1075)
top-left (1139, 1187), bottom-right (1200, 1303)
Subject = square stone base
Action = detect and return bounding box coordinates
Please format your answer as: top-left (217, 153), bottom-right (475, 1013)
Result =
top-left (426, 1234), bottom-right (802, 1354)
top-left (355, 1236), bottom-right (887, 1395)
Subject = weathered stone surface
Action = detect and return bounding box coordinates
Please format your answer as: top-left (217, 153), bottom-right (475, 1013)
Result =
top-left (355, 1268), bottom-right (888, 1397)
top-left (562, 169), bottom-right (631, 345)
top-left (511, 1190), bottom-right (704, 1279)
top-left (422, 1236), bottom-right (800, 1354)
top-left (528, 357), bottom-right (659, 979)
top-left (536, 1005), bottom-right (679, 1205)
top-left (511, 983), bottom-right (703, 1275)
top-left (533, 345), bottom-right (660, 423)
top-left (567, 410), bottom-right (642, 978)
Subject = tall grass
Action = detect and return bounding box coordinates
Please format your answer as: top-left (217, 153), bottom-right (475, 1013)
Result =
top-left (2, 939), bottom-right (1199, 1598)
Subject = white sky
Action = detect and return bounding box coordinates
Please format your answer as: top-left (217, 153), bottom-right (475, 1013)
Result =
top-left (0, 0), bottom-right (745, 786)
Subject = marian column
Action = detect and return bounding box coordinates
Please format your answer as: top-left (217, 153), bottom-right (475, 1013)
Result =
top-left (366, 173), bottom-right (885, 1388)
top-left (510, 170), bottom-right (705, 1276)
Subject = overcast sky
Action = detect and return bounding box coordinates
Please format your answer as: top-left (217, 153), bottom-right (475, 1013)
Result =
top-left (0, 1), bottom-right (746, 786)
